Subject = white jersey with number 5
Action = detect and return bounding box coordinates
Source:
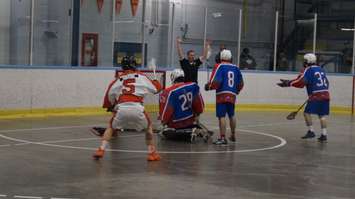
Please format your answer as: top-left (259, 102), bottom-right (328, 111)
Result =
top-left (108, 70), bottom-right (162, 106)
top-left (107, 70), bottom-right (162, 131)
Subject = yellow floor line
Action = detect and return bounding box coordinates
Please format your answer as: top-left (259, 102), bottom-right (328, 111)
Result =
top-left (0, 104), bottom-right (352, 119)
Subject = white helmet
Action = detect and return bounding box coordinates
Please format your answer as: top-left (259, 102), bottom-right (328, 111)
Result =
top-left (304, 53), bottom-right (317, 64)
top-left (220, 49), bottom-right (232, 61)
top-left (170, 69), bottom-right (185, 83)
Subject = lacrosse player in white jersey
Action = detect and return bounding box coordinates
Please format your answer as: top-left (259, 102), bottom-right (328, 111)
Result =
top-left (93, 56), bottom-right (162, 161)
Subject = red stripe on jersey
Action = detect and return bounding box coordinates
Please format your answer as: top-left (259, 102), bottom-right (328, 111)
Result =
top-left (118, 95), bottom-right (144, 103)
top-left (209, 63), bottom-right (223, 85)
top-left (103, 78), bottom-right (119, 108)
top-left (161, 106), bottom-right (174, 125)
top-left (192, 93), bottom-right (204, 114)
top-left (309, 91), bottom-right (330, 101)
top-left (167, 116), bottom-right (195, 129)
top-left (216, 93), bottom-right (236, 104)
top-left (290, 68), bottom-right (307, 88)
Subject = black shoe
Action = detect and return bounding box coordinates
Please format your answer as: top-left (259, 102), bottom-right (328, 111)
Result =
top-left (213, 138), bottom-right (228, 145)
top-left (301, 131), bottom-right (316, 139)
top-left (91, 127), bottom-right (106, 137)
top-left (318, 134), bottom-right (327, 142)
top-left (229, 134), bottom-right (236, 142)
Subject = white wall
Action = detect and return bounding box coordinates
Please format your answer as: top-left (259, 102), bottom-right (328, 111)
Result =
top-left (0, 68), bottom-right (352, 110)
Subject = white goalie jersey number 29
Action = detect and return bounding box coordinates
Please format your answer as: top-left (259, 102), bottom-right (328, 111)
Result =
top-left (108, 73), bottom-right (159, 105)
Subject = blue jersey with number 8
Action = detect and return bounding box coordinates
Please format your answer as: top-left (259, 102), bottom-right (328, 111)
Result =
top-left (209, 63), bottom-right (243, 104)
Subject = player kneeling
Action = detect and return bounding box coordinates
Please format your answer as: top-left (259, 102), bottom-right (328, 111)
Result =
top-left (93, 56), bottom-right (163, 161)
top-left (159, 69), bottom-right (212, 142)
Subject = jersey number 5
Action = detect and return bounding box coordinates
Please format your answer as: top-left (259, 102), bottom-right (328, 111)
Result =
top-left (122, 79), bottom-right (135, 94)
top-left (179, 92), bottom-right (193, 111)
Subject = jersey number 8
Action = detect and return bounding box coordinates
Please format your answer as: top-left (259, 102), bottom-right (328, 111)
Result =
top-left (228, 71), bottom-right (234, 87)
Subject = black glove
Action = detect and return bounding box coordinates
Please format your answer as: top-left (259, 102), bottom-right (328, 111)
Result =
top-left (277, 79), bottom-right (291, 87)
top-left (204, 83), bottom-right (211, 91)
top-left (106, 104), bottom-right (115, 112)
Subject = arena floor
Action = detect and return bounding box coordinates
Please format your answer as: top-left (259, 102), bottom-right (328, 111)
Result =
top-left (0, 112), bottom-right (354, 199)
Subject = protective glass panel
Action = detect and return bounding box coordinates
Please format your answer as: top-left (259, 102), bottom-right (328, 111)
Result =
top-left (32, 0), bottom-right (72, 66)
top-left (240, 9), bottom-right (275, 71)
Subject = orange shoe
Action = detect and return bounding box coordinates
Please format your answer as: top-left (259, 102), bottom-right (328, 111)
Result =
top-left (147, 152), bottom-right (161, 161)
top-left (93, 148), bottom-right (105, 159)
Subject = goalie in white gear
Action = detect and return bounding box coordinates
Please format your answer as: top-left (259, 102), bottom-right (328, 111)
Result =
top-left (93, 56), bottom-right (163, 161)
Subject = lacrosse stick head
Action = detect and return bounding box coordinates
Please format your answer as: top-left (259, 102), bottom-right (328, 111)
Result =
top-left (206, 45), bottom-right (212, 60)
top-left (286, 111), bottom-right (298, 120)
top-left (147, 58), bottom-right (157, 79)
top-left (148, 58), bottom-right (156, 71)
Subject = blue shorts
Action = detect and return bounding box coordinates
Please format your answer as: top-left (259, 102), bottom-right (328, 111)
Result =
top-left (304, 100), bottom-right (330, 116)
top-left (216, 103), bottom-right (235, 118)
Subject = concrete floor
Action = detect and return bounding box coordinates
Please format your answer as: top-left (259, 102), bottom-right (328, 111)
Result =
top-left (0, 112), bottom-right (354, 199)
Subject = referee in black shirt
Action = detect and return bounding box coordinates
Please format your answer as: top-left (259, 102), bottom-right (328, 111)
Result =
top-left (176, 37), bottom-right (210, 83)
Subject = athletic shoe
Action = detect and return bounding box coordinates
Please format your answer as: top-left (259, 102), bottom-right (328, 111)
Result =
top-left (229, 134), bottom-right (236, 142)
top-left (93, 148), bottom-right (105, 159)
top-left (90, 127), bottom-right (106, 137)
top-left (147, 152), bottom-right (161, 161)
top-left (213, 138), bottom-right (228, 145)
top-left (318, 134), bottom-right (327, 142)
top-left (91, 127), bottom-right (118, 137)
top-left (301, 131), bottom-right (316, 139)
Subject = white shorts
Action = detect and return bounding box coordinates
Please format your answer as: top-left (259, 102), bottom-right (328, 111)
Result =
top-left (111, 103), bottom-right (151, 131)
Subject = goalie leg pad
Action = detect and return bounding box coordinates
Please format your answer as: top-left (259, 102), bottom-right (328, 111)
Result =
top-left (162, 128), bottom-right (194, 142)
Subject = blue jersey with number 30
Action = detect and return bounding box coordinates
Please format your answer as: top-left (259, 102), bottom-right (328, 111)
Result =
top-left (303, 65), bottom-right (329, 96)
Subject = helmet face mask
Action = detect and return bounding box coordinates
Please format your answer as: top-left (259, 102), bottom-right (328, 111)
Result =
top-left (121, 56), bottom-right (137, 70)
top-left (170, 69), bottom-right (185, 84)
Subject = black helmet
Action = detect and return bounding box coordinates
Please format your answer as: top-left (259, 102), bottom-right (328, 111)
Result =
top-left (121, 56), bottom-right (137, 70)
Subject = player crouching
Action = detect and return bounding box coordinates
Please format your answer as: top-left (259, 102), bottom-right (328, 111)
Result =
top-left (159, 69), bottom-right (213, 143)
top-left (93, 56), bottom-right (163, 161)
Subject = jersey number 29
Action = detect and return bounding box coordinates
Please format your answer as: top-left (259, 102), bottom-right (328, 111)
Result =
top-left (179, 92), bottom-right (193, 111)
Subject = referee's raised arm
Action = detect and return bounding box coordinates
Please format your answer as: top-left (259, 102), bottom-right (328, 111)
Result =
top-left (176, 37), bottom-right (184, 60)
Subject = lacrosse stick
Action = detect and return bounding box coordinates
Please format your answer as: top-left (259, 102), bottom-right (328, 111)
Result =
top-left (206, 44), bottom-right (212, 83)
top-left (148, 58), bottom-right (157, 80)
top-left (286, 100), bottom-right (308, 120)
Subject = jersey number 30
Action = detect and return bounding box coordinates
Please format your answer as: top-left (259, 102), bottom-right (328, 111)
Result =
top-left (179, 92), bottom-right (193, 111)
top-left (315, 72), bottom-right (327, 87)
